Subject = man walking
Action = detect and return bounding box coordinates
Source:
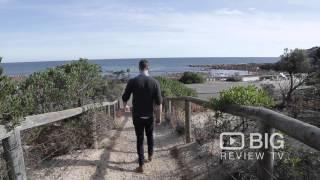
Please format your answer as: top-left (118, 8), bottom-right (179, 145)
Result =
top-left (122, 59), bottom-right (162, 173)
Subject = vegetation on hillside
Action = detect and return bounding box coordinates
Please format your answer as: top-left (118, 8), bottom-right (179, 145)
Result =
top-left (155, 76), bottom-right (197, 97)
top-left (0, 57), bottom-right (24, 126)
top-left (179, 72), bottom-right (205, 84)
top-left (276, 49), bottom-right (313, 107)
top-left (0, 58), bottom-right (122, 126)
top-left (209, 85), bottom-right (275, 112)
top-left (260, 47), bottom-right (320, 108)
top-left (0, 58), bottom-right (123, 173)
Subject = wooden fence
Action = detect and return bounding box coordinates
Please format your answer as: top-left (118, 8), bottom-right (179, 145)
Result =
top-left (2, 96), bottom-right (319, 180)
top-left (0, 100), bottom-right (120, 180)
top-left (164, 96), bottom-right (320, 180)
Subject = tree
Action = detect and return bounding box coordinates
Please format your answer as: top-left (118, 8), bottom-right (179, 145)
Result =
top-left (0, 57), bottom-right (3, 75)
top-left (276, 48), bottom-right (313, 107)
top-left (307, 47), bottom-right (320, 88)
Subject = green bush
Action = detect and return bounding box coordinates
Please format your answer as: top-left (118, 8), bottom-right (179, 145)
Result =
top-left (179, 72), bottom-right (205, 84)
top-left (208, 85), bottom-right (275, 111)
top-left (0, 58), bottom-right (27, 126)
top-left (19, 58), bottom-right (123, 115)
top-left (155, 76), bottom-right (197, 97)
top-left (0, 58), bottom-right (124, 162)
top-left (226, 76), bottom-right (242, 82)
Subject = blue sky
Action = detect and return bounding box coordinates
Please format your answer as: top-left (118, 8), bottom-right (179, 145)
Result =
top-left (0, 0), bottom-right (319, 62)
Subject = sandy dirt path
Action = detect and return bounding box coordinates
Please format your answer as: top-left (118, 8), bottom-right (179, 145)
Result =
top-left (29, 113), bottom-right (184, 180)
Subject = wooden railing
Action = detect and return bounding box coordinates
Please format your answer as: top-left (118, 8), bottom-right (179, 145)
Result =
top-left (0, 99), bottom-right (121, 180)
top-left (164, 96), bottom-right (320, 180)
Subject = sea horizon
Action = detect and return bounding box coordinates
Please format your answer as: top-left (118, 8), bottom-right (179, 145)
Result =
top-left (3, 56), bottom-right (278, 64)
top-left (2, 57), bottom-right (279, 76)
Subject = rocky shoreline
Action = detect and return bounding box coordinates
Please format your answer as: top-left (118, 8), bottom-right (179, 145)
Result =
top-left (189, 63), bottom-right (273, 72)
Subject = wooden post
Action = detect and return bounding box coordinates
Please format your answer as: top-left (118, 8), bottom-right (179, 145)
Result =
top-left (107, 105), bottom-right (111, 117)
top-left (185, 100), bottom-right (191, 143)
top-left (117, 99), bottom-right (121, 110)
top-left (163, 99), bottom-right (167, 113)
top-left (2, 128), bottom-right (27, 180)
top-left (257, 122), bottom-right (274, 180)
top-left (92, 111), bottom-right (99, 149)
top-left (106, 105), bottom-right (108, 115)
top-left (112, 104), bottom-right (116, 120)
top-left (168, 100), bottom-right (172, 114)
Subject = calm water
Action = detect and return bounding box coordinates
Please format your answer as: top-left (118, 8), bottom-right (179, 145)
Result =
top-left (2, 57), bottom-right (278, 76)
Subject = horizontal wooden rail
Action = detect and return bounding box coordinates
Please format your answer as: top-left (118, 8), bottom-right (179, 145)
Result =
top-left (164, 96), bottom-right (320, 180)
top-left (165, 96), bottom-right (208, 106)
top-left (165, 96), bottom-right (320, 151)
top-left (0, 100), bottom-right (118, 140)
top-left (20, 101), bottom-right (117, 131)
top-left (224, 105), bottom-right (320, 151)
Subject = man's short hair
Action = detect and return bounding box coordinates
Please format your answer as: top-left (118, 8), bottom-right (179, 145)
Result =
top-left (139, 59), bottom-right (149, 71)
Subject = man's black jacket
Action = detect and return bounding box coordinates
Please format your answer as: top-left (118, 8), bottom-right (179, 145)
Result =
top-left (122, 74), bottom-right (162, 118)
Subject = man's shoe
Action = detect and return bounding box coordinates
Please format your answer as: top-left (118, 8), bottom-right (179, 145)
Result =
top-left (148, 155), bottom-right (153, 162)
top-left (135, 166), bottom-right (144, 173)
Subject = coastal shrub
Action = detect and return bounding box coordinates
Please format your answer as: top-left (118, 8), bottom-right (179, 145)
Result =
top-left (0, 57), bottom-right (9, 178)
top-left (179, 72), bottom-right (205, 84)
top-left (112, 69), bottom-right (130, 82)
top-left (209, 85), bottom-right (275, 112)
top-left (20, 58), bottom-right (122, 114)
top-left (0, 57), bottom-right (27, 126)
top-left (155, 76), bottom-right (197, 97)
top-left (0, 58), bottom-right (123, 166)
top-left (226, 76), bottom-right (242, 82)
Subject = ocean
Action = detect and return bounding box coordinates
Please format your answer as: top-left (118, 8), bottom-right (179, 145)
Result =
top-left (2, 57), bottom-right (278, 76)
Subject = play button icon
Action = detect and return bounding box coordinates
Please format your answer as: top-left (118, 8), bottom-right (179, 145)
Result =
top-left (220, 132), bottom-right (245, 150)
top-left (229, 137), bottom-right (237, 145)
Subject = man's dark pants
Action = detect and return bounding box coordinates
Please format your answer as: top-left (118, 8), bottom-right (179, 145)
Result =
top-left (133, 116), bottom-right (154, 166)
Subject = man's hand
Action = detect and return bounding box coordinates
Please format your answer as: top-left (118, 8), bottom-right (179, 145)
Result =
top-left (123, 102), bottom-right (131, 112)
top-left (155, 104), bottom-right (162, 125)
top-left (125, 105), bottom-right (130, 112)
